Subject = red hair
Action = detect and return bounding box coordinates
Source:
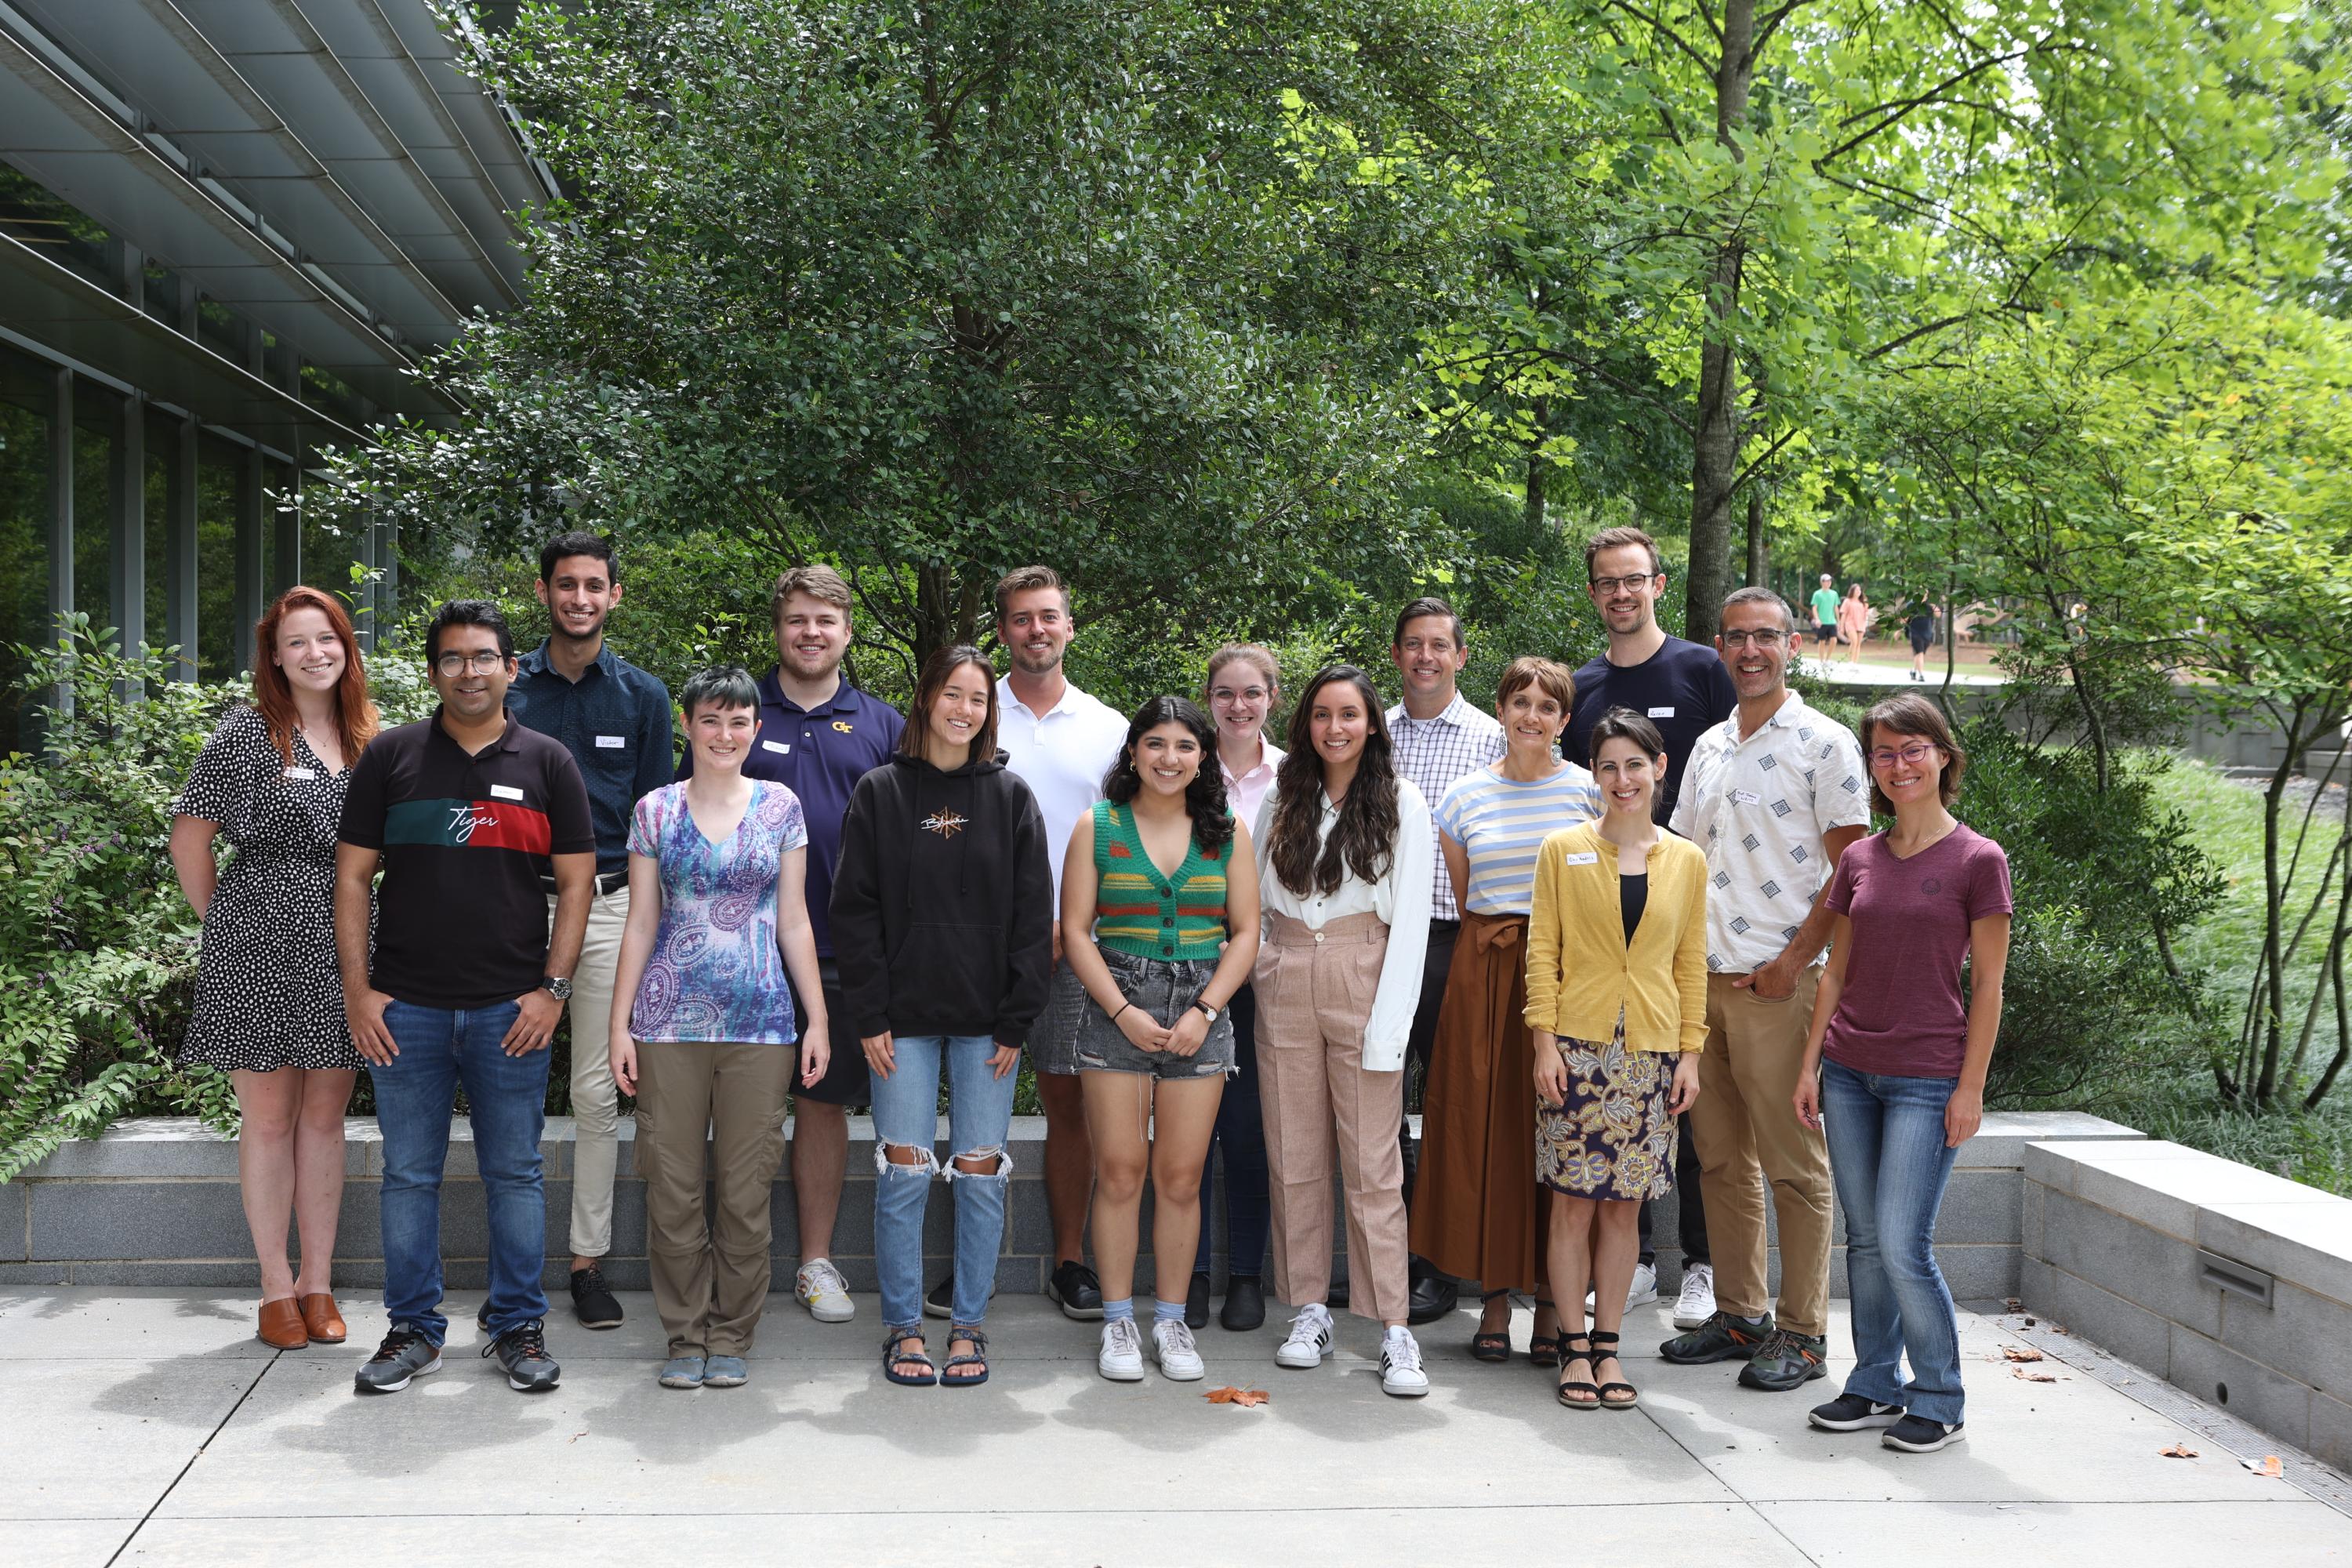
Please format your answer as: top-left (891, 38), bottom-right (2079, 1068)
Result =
top-left (252, 587), bottom-right (380, 766)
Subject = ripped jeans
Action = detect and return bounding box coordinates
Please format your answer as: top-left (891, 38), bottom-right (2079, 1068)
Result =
top-left (869, 1034), bottom-right (1021, 1330)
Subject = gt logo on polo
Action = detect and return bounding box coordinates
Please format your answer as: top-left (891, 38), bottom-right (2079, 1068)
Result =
top-left (832, 720), bottom-right (854, 733)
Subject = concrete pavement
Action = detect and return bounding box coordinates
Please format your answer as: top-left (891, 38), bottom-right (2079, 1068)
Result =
top-left (2, 1288), bottom-right (2344, 1565)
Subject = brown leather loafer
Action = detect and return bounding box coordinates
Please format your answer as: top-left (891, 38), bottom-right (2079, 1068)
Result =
top-left (257, 1298), bottom-right (309, 1349)
top-left (297, 1293), bottom-right (347, 1345)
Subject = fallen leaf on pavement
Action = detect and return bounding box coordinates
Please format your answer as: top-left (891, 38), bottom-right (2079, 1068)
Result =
top-left (1206, 1386), bottom-right (1269, 1406)
top-left (2013, 1367), bottom-right (2059, 1383)
top-left (2002, 1346), bottom-right (2045, 1363)
top-left (2159, 1443), bottom-right (2198, 1459)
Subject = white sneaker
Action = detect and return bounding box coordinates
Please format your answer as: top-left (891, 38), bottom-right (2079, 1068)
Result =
top-left (1098, 1318), bottom-right (1145, 1382)
top-left (1586, 1261), bottom-right (1662, 1313)
top-left (1152, 1318), bottom-right (1206, 1381)
top-left (1380, 1327), bottom-right (1430, 1398)
top-left (1275, 1304), bottom-right (1334, 1369)
top-left (1672, 1261), bottom-right (1716, 1330)
top-left (794, 1258), bottom-right (855, 1323)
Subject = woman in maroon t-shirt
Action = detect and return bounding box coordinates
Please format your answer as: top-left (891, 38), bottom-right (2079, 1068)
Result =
top-left (1793, 694), bottom-right (2012, 1455)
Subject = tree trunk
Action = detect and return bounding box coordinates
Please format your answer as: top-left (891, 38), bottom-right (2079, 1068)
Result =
top-left (1524, 393), bottom-right (1550, 535)
top-left (1682, 0), bottom-right (1757, 647)
top-left (1745, 481), bottom-right (1767, 587)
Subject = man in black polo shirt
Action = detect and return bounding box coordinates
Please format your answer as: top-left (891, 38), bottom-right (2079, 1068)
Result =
top-left (337, 600), bottom-right (596, 1396)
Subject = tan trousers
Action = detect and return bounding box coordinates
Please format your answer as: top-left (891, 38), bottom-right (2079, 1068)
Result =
top-left (1689, 968), bottom-right (1835, 1338)
top-left (633, 1040), bottom-right (793, 1357)
top-left (1253, 911), bottom-right (1410, 1324)
top-left (555, 884), bottom-right (630, 1259)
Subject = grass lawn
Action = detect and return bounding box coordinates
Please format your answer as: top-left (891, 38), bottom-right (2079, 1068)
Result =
top-left (2062, 753), bottom-right (2352, 1192)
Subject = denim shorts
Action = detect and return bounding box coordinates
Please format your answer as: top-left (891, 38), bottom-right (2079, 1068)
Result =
top-left (1072, 948), bottom-right (1236, 1080)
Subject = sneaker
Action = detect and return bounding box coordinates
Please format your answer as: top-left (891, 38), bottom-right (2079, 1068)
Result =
top-left (481, 1318), bottom-right (562, 1392)
top-left (795, 1258), bottom-right (856, 1323)
top-left (1098, 1318), bottom-right (1146, 1382)
top-left (1660, 1309), bottom-right (1774, 1365)
top-left (1275, 1305), bottom-right (1334, 1370)
top-left (1152, 1318), bottom-right (1206, 1381)
top-left (1671, 1261), bottom-right (1716, 1330)
top-left (702, 1355), bottom-right (749, 1388)
top-left (1380, 1327), bottom-right (1430, 1398)
top-left (923, 1274), bottom-right (954, 1320)
top-left (1809, 1392), bottom-right (1904, 1432)
top-left (569, 1264), bottom-right (624, 1330)
top-left (1592, 1261), bottom-right (1661, 1313)
top-left (1048, 1260), bottom-right (1105, 1320)
top-left (353, 1327), bottom-right (441, 1394)
top-left (1740, 1328), bottom-right (1829, 1391)
top-left (659, 1356), bottom-right (706, 1389)
top-left (1881, 1414), bottom-right (1966, 1452)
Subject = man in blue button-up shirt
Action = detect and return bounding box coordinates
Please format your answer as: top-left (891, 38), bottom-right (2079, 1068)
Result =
top-left (506, 531), bottom-right (677, 1330)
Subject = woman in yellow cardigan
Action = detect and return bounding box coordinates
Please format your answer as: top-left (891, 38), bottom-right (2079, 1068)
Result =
top-left (1526, 709), bottom-right (1707, 1410)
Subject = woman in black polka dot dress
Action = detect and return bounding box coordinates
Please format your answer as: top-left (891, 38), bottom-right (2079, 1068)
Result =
top-left (170, 587), bottom-right (380, 1351)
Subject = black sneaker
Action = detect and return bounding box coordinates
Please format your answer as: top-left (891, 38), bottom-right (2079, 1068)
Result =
top-left (1809, 1392), bottom-right (1904, 1432)
top-left (1659, 1309), bottom-right (1773, 1364)
top-left (569, 1264), bottom-right (623, 1330)
top-left (1047, 1260), bottom-right (1104, 1320)
top-left (353, 1327), bottom-right (441, 1394)
top-left (1881, 1414), bottom-right (1965, 1452)
top-left (1185, 1272), bottom-right (1212, 1330)
top-left (1220, 1273), bottom-right (1265, 1333)
top-left (1739, 1328), bottom-right (1830, 1392)
top-left (482, 1317), bottom-right (562, 1392)
top-left (1406, 1260), bottom-right (1459, 1326)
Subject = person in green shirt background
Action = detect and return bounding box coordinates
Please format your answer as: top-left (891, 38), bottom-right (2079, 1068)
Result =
top-left (1809, 575), bottom-right (1841, 658)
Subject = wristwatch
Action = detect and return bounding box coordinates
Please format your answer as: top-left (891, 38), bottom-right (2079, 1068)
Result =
top-left (1192, 999), bottom-right (1220, 1023)
top-left (541, 975), bottom-right (573, 1002)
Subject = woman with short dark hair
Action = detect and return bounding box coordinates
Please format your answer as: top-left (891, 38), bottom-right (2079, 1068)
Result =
top-left (1796, 694), bottom-right (2010, 1454)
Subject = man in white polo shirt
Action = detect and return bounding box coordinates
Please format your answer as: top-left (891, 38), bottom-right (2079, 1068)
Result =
top-left (924, 564), bottom-right (1127, 1322)
top-left (1660, 586), bottom-right (1869, 1393)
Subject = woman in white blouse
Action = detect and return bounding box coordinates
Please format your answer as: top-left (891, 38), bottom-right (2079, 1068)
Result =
top-left (1250, 665), bottom-right (1435, 1398)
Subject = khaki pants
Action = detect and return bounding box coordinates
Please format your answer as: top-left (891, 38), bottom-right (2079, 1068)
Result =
top-left (1689, 968), bottom-right (1835, 1337)
top-left (1253, 911), bottom-right (1410, 1324)
top-left (634, 1040), bottom-right (793, 1357)
top-left (555, 884), bottom-right (630, 1259)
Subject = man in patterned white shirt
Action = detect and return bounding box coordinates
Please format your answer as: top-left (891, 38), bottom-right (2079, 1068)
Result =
top-left (1385, 596), bottom-right (1504, 1323)
top-left (1661, 586), bottom-right (1870, 1393)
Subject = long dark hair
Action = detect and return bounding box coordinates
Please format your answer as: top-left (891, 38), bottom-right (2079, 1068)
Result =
top-left (895, 644), bottom-right (1001, 764)
top-left (1269, 665), bottom-right (1401, 897)
top-left (1102, 695), bottom-right (1233, 855)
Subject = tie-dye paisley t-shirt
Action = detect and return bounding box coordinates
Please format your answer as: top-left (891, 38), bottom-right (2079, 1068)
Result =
top-left (626, 780), bottom-right (808, 1044)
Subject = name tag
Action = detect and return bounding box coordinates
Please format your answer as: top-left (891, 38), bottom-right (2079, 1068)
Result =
top-left (1647, 706), bottom-right (1676, 719)
top-left (1562, 851), bottom-right (1599, 866)
top-left (1733, 789), bottom-right (1760, 806)
top-left (762, 739), bottom-right (790, 753)
top-left (594, 735), bottom-right (626, 749)
top-left (282, 766), bottom-right (316, 781)
top-left (488, 784), bottom-right (524, 801)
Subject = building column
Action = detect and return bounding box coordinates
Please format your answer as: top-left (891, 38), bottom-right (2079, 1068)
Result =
top-left (234, 444), bottom-right (264, 676)
top-left (272, 440), bottom-right (302, 596)
top-left (165, 415), bottom-right (199, 681)
top-left (110, 394), bottom-right (146, 688)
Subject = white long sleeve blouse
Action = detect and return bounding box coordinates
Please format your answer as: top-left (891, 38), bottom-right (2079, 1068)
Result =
top-left (1252, 777), bottom-right (1435, 1071)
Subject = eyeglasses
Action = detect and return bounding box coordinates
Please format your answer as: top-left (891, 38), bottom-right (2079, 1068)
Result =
top-left (1720, 629), bottom-right (1788, 649)
top-left (1868, 742), bottom-right (1940, 768)
top-left (1211, 686), bottom-right (1271, 703)
top-left (433, 651), bottom-right (509, 677)
top-left (1588, 573), bottom-right (1660, 596)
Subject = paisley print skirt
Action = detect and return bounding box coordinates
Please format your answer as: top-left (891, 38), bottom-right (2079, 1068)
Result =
top-left (1534, 1012), bottom-right (1675, 1201)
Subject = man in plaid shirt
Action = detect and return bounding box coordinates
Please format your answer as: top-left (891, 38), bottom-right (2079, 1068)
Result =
top-left (1385, 596), bottom-right (1504, 1323)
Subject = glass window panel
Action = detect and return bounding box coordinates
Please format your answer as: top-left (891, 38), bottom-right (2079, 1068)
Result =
top-left (197, 435), bottom-right (238, 682)
top-left (0, 346), bottom-right (53, 747)
top-left (144, 416), bottom-right (170, 662)
top-left (72, 390), bottom-right (114, 644)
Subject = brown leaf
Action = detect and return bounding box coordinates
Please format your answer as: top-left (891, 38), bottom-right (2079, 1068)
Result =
top-left (2159, 1443), bottom-right (2198, 1459)
top-left (2013, 1367), bottom-right (2059, 1383)
top-left (2002, 1346), bottom-right (2045, 1363)
top-left (1206, 1386), bottom-right (1270, 1406)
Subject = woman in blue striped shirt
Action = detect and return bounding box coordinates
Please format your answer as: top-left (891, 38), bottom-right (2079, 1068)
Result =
top-left (1407, 657), bottom-right (1603, 1365)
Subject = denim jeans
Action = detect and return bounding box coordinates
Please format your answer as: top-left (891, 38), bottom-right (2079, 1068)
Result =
top-left (1821, 1058), bottom-right (1965, 1424)
top-left (869, 1035), bottom-right (1019, 1328)
top-left (370, 1000), bottom-right (550, 1346)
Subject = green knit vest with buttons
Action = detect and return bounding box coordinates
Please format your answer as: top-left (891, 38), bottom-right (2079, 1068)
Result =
top-left (1090, 800), bottom-right (1230, 960)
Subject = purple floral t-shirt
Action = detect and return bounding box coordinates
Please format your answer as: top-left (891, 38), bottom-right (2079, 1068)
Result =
top-left (626, 781), bottom-right (808, 1044)
top-left (1821, 822), bottom-right (2013, 1079)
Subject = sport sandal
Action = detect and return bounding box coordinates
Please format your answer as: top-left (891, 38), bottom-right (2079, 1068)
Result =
top-left (942, 1325), bottom-right (989, 1388)
top-left (1471, 1290), bottom-right (1512, 1363)
top-left (1556, 1331), bottom-right (1601, 1410)
top-left (1590, 1330), bottom-right (1639, 1410)
top-left (882, 1329), bottom-right (937, 1387)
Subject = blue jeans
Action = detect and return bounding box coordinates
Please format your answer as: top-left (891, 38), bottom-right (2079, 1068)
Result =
top-left (1821, 1058), bottom-right (1964, 1425)
top-left (370, 1000), bottom-right (551, 1346)
top-left (869, 1035), bottom-right (1018, 1329)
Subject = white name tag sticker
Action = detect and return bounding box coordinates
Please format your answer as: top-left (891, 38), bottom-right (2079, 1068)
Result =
top-left (1647, 706), bottom-right (1676, 719)
top-left (761, 740), bottom-right (791, 754)
top-left (1733, 789), bottom-right (1760, 806)
top-left (488, 784), bottom-right (524, 801)
top-left (282, 766), bottom-right (316, 781)
top-left (1562, 851), bottom-right (1599, 866)
top-left (593, 735), bottom-right (626, 749)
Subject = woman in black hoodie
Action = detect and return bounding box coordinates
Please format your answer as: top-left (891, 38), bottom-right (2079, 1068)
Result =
top-left (832, 645), bottom-right (1054, 1387)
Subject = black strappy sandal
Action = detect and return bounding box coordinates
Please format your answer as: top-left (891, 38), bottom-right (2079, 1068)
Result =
top-left (942, 1324), bottom-right (989, 1388)
top-left (1470, 1290), bottom-right (1513, 1363)
top-left (1529, 1298), bottom-right (1566, 1368)
top-left (1590, 1330), bottom-right (1639, 1410)
top-left (882, 1328), bottom-right (937, 1387)
top-left (1555, 1331), bottom-right (1601, 1410)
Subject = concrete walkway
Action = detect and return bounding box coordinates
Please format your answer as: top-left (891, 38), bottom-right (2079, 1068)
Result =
top-left (4, 1289), bottom-right (2344, 1566)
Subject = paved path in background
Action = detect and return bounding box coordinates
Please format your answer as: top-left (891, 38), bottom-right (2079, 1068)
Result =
top-left (1797, 654), bottom-right (2008, 688)
top-left (2, 1290), bottom-right (2343, 1566)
